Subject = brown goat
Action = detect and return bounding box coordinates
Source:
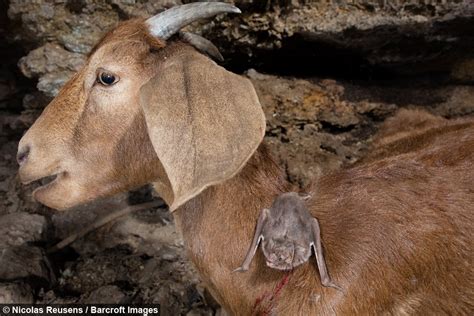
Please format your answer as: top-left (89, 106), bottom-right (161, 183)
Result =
top-left (17, 3), bottom-right (473, 315)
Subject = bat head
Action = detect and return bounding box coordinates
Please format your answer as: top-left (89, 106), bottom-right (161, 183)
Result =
top-left (262, 238), bottom-right (311, 270)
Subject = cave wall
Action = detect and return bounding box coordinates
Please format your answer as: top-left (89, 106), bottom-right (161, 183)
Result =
top-left (7, 0), bottom-right (474, 96)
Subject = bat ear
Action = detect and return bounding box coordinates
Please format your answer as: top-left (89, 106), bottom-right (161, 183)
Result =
top-left (140, 47), bottom-right (266, 211)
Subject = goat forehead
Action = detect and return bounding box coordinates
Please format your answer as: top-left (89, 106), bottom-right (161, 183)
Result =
top-left (89, 41), bottom-right (150, 69)
top-left (87, 19), bottom-right (164, 68)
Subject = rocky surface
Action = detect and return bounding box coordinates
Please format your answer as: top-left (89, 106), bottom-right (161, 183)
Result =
top-left (209, 0), bottom-right (474, 76)
top-left (251, 70), bottom-right (473, 186)
top-left (18, 43), bottom-right (84, 97)
top-left (0, 212), bottom-right (47, 248)
top-left (0, 246), bottom-right (53, 284)
top-left (0, 283), bottom-right (34, 304)
top-left (6, 0), bottom-right (474, 97)
top-left (0, 0), bottom-right (473, 314)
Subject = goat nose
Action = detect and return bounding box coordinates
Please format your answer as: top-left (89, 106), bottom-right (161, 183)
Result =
top-left (17, 145), bottom-right (30, 165)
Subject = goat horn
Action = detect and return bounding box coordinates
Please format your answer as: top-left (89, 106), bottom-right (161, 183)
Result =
top-left (180, 31), bottom-right (224, 62)
top-left (146, 2), bottom-right (241, 40)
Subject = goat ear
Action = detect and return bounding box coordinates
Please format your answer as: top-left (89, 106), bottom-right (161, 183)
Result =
top-left (140, 48), bottom-right (266, 211)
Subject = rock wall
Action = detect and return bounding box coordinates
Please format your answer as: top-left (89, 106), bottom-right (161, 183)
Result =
top-left (7, 0), bottom-right (474, 96)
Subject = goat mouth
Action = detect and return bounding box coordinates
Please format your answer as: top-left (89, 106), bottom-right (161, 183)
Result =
top-left (266, 260), bottom-right (293, 271)
top-left (30, 171), bottom-right (65, 191)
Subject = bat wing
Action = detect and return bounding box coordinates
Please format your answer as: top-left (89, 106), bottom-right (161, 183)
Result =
top-left (233, 208), bottom-right (269, 272)
top-left (311, 218), bottom-right (343, 291)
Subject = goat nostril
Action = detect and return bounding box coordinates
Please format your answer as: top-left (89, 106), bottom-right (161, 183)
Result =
top-left (17, 145), bottom-right (30, 165)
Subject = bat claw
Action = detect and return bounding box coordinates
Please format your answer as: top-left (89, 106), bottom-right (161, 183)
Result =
top-left (323, 280), bottom-right (343, 292)
top-left (232, 267), bottom-right (247, 273)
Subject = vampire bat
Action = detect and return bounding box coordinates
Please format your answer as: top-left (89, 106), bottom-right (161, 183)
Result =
top-left (234, 192), bottom-right (341, 290)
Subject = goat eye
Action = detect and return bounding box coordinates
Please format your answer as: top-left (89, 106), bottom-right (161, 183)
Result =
top-left (97, 71), bottom-right (118, 86)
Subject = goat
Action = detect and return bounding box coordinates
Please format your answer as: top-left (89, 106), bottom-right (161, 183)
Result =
top-left (17, 3), bottom-right (473, 315)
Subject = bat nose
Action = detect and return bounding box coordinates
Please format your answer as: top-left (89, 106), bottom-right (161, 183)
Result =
top-left (17, 145), bottom-right (30, 165)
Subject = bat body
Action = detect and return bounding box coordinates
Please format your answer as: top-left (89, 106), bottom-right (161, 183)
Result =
top-left (235, 192), bottom-right (341, 290)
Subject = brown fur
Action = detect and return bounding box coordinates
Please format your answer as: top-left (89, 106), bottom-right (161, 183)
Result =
top-left (176, 113), bottom-right (474, 315)
top-left (18, 20), bottom-right (166, 209)
top-left (17, 17), bottom-right (474, 315)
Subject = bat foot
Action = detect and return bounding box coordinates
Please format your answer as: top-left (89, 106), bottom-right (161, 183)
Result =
top-left (232, 267), bottom-right (248, 273)
top-left (322, 280), bottom-right (343, 292)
